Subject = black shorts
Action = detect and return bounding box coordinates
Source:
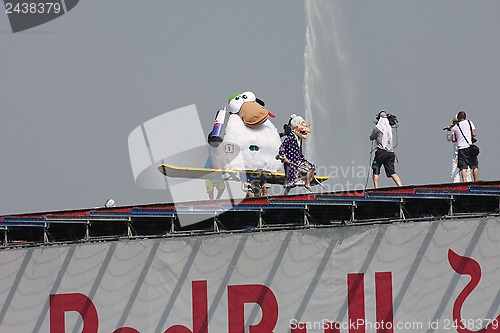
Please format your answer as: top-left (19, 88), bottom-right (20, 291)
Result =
top-left (458, 147), bottom-right (478, 170)
top-left (372, 149), bottom-right (396, 177)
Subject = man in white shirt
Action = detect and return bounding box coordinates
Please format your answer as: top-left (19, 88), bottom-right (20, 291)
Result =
top-left (445, 115), bottom-right (472, 182)
top-left (451, 111), bottom-right (478, 182)
top-left (369, 111), bottom-right (402, 188)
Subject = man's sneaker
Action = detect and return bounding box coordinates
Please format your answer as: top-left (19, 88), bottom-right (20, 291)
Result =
top-left (304, 185), bottom-right (313, 193)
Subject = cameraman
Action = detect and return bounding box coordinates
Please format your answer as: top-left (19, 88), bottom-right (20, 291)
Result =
top-left (451, 111), bottom-right (478, 182)
top-left (369, 111), bottom-right (402, 188)
top-left (445, 115), bottom-right (472, 182)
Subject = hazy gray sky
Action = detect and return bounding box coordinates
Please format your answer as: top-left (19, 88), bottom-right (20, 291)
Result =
top-left (1, 0), bottom-right (499, 215)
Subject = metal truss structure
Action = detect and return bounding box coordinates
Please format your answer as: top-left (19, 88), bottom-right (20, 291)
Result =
top-left (1, 181), bottom-right (500, 249)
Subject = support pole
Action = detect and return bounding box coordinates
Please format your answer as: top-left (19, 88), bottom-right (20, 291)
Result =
top-left (257, 209), bottom-right (264, 229)
top-left (213, 214), bottom-right (220, 232)
top-left (350, 201), bottom-right (357, 223)
top-left (399, 198), bottom-right (406, 220)
top-left (85, 220), bottom-right (90, 241)
top-left (170, 215), bottom-right (176, 234)
top-left (43, 223), bottom-right (49, 244)
top-left (303, 205), bottom-right (310, 227)
top-left (2, 227), bottom-right (7, 246)
top-left (127, 217), bottom-right (133, 237)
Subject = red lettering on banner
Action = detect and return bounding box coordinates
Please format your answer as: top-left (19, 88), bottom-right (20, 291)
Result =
top-left (323, 322), bottom-right (341, 333)
top-left (50, 293), bottom-right (98, 333)
top-left (228, 284), bottom-right (278, 333)
top-left (113, 328), bottom-right (141, 333)
top-left (348, 273), bottom-right (365, 333)
top-left (49, 275), bottom-right (396, 333)
top-left (375, 272), bottom-right (394, 333)
top-left (290, 324), bottom-right (307, 333)
top-left (448, 249), bottom-right (500, 333)
top-left (164, 280), bottom-right (209, 333)
top-left (290, 272), bottom-right (394, 333)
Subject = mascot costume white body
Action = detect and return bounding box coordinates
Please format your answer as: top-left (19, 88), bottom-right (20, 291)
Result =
top-left (207, 91), bottom-right (283, 196)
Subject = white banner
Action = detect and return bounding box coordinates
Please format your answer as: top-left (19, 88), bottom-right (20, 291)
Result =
top-left (0, 217), bottom-right (500, 333)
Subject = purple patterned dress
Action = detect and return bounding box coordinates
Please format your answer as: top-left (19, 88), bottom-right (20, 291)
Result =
top-left (278, 133), bottom-right (316, 188)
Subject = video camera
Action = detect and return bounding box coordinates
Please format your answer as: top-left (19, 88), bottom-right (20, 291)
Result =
top-left (388, 114), bottom-right (399, 128)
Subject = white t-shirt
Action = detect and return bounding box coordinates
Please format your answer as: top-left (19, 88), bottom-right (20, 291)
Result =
top-left (446, 130), bottom-right (458, 155)
top-left (452, 120), bottom-right (476, 149)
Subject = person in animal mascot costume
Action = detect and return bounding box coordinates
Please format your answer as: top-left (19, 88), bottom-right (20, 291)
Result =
top-left (207, 91), bottom-right (283, 197)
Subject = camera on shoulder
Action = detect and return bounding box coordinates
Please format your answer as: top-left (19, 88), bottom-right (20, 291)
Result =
top-left (387, 114), bottom-right (399, 128)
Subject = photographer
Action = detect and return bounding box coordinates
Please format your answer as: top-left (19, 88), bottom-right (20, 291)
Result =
top-left (445, 115), bottom-right (472, 182)
top-left (451, 111), bottom-right (479, 182)
top-left (369, 111), bottom-right (402, 188)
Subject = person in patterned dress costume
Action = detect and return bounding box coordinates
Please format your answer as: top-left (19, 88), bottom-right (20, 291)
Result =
top-left (278, 114), bottom-right (316, 195)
